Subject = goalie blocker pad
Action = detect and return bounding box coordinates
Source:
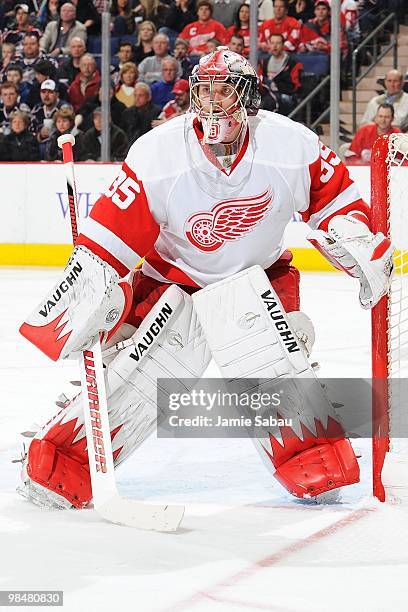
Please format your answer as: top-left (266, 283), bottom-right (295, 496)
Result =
top-left (23, 285), bottom-right (211, 508)
top-left (19, 246), bottom-right (132, 361)
top-left (192, 265), bottom-right (360, 499)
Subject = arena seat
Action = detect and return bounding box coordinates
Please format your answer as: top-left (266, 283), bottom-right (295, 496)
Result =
top-left (295, 52), bottom-right (329, 77)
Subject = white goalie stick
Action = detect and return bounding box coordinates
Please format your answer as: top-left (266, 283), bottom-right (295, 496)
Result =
top-left (57, 134), bottom-right (184, 531)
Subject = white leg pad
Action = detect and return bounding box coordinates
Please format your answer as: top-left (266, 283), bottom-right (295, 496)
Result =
top-left (192, 266), bottom-right (340, 441)
top-left (29, 284), bottom-right (211, 468)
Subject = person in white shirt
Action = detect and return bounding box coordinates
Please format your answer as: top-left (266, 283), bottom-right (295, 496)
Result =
top-left (360, 69), bottom-right (408, 127)
top-left (138, 33), bottom-right (180, 85)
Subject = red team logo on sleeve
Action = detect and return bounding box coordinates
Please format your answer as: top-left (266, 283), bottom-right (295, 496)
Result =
top-left (184, 188), bottom-right (273, 252)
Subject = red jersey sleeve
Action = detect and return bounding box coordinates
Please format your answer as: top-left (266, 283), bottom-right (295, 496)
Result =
top-left (76, 161), bottom-right (160, 277)
top-left (179, 23), bottom-right (192, 41)
top-left (259, 19), bottom-right (273, 45)
top-left (213, 21), bottom-right (227, 44)
top-left (301, 141), bottom-right (370, 230)
top-left (299, 22), bottom-right (329, 52)
top-left (284, 19), bottom-right (301, 52)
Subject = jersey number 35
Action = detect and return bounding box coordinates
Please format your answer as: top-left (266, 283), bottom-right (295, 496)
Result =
top-left (105, 170), bottom-right (141, 209)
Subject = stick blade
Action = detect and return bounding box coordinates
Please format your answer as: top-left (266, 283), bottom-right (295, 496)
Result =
top-left (97, 495), bottom-right (185, 532)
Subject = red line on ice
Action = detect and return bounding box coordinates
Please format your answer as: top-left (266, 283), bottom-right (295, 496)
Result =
top-left (206, 594), bottom-right (297, 610)
top-left (169, 507), bottom-right (373, 611)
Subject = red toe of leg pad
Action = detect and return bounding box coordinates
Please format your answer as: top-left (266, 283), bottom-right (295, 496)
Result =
top-left (274, 439), bottom-right (360, 498)
top-left (27, 439), bottom-right (92, 508)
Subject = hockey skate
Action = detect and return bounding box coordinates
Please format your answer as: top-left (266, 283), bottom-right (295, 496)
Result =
top-left (16, 446), bottom-right (73, 510)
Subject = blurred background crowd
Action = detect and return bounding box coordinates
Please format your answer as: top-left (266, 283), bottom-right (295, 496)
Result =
top-left (0, 0), bottom-right (405, 162)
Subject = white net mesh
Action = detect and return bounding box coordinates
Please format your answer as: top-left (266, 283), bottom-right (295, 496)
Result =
top-left (386, 133), bottom-right (408, 453)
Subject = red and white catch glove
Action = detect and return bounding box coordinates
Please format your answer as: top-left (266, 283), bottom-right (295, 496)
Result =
top-left (20, 246), bottom-right (132, 361)
top-left (308, 215), bottom-right (394, 309)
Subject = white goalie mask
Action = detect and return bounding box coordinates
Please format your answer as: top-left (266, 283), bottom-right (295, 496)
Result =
top-left (189, 46), bottom-right (261, 144)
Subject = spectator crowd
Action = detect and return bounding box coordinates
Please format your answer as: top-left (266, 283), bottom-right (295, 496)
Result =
top-left (344, 67), bottom-right (408, 164)
top-left (0, 0), bottom-right (404, 161)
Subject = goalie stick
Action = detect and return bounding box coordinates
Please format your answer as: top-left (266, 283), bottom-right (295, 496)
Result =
top-left (57, 134), bottom-right (184, 531)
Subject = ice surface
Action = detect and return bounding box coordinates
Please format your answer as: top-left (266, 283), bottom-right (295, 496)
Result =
top-left (1, 268), bottom-right (407, 612)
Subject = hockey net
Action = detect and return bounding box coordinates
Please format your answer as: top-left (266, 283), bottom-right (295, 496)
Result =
top-left (371, 133), bottom-right (408, 501)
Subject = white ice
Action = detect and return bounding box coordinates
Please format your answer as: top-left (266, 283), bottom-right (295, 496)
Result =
top-left (1, 268), bottom-right (407, 612)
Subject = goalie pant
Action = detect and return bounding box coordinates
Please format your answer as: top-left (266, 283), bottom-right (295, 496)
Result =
top-left (24, 252), bottom-right (358, 508)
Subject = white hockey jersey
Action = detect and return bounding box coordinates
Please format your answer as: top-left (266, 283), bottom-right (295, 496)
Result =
top-left (78, 110), bottom-right (368, 287)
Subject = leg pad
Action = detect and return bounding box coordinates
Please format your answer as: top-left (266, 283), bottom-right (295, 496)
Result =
top-left (27, 439), bottom-right (92, 508)
top-left (274, 439), bottom-right (360, 498)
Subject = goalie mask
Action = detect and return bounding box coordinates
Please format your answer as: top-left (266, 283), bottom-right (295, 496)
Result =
top-left (190, 46), bottom-right (261, 144)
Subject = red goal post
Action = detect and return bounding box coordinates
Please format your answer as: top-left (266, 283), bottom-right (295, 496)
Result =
top-left (371, 133), bottom-right (408, 501)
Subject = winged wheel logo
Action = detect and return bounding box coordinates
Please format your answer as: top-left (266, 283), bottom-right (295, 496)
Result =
top-left (184, 188), bottom-right (273, 252)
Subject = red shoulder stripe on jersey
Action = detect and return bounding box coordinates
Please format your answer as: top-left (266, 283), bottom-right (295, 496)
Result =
top-left (144, 248), bottom-right (201, 288)
top-left (77, 161), bottom-right (160, 275)
top-left (302, 147), bottom-right (369, 230)
top-left (76, 234), bottom-right (130, 278)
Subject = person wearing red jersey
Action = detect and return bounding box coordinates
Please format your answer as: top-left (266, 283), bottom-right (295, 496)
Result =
top-left (152, 78), bottom-right (190, 126)
top-left (298, 0), bottom-right (347, 56)
top-left (259, 0), bottom-right (301, 53)
top-left (345, 103), bottom-right (400, 164)
top-left (19, 47), bottom-right (393, 511)
top-left (226, 3), bottom-right (250, 57)
top-left (179, 0), bottom-right (227, 57)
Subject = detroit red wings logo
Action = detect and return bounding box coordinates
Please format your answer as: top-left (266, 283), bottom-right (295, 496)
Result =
top-left (184, 188), bottom-right (274, 252)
